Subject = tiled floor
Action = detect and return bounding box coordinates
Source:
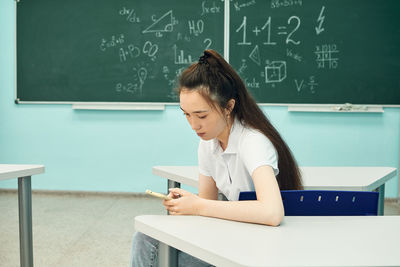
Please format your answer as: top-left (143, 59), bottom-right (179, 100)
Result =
top-left (0, 191), bottom-right (399, 267)
top-left (0, 191), bottom-right (165, 267)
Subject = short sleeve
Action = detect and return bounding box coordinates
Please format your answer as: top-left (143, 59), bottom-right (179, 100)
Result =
top-left (198, 140), bottom-right (211, 177)
top-left (239, 131), bottom-right (279, 177)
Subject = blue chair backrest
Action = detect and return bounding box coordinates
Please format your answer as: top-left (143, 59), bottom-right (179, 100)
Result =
top-left (239, 190), bottom-right (379, 216)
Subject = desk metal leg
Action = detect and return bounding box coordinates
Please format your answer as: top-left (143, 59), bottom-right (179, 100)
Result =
top-left (376, 184), bottom-right (385, 216)
top-left (165, 179), bottom-right (180, 265)
top-left (168, 179), bottom-right (181, 190)
top-left (18, 176), bottom-right (34, 267)
top-left (158, 241), bottom-right (178, 267)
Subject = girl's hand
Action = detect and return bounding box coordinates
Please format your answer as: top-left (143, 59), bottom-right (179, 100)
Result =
top-left (163, 188), bottom-right (202, 215)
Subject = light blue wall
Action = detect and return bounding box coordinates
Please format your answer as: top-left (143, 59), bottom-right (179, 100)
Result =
top-left (1, 1), bottom-right (399, 198)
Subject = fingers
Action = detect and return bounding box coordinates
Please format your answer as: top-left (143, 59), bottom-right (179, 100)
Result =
top-left (163, 197), bottom-right (179, 205)
top-left (163, 197), bottom-right (183, 214)
top-left (170, 192), bottom-right (181, 199)
top-left (163, 188), bottom-right (190, 215)
top-left (162, 199), bottom-right (172, 208)
top-left (166, 192), bottom-right (175, 198)
top-left (168, 210), bottom-right (179, 215)
top-left (168, 188), bottom-right (186, 197)
top-left (163, 198), bottom-right (179, 211)
top-left (164, 204), bottom-right (179, 214)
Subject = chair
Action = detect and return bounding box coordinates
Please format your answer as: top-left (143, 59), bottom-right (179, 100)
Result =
top-left (239, 190), bottom-right (379, 216)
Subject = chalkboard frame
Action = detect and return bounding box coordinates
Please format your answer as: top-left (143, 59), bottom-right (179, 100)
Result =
top-left (15, 0), bottom-right (225, 106)
top-left (228, 0), bottom-right (400, 107)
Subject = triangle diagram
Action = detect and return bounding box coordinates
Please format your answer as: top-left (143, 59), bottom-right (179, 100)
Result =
top-left (249, 45), bottom-right (261, 66)
top-left (143, 10), bottom-right (174, 34)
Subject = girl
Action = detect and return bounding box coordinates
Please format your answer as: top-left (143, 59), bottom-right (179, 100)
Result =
top-left (131, 49), bottom-right (302, 267)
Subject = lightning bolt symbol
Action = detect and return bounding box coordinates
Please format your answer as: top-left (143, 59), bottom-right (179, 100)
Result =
top-left (315, 6), bottom-right (325, 35)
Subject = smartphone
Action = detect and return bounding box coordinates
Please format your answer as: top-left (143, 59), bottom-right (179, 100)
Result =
top-left (145, 189), bottom-right (172, 200)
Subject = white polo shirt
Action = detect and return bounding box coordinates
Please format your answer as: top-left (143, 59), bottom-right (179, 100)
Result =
top-left (198, 118), bottom-right (279, 201)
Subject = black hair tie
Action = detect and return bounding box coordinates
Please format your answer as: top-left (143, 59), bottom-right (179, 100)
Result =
top-left (198, 55), bottom-right (208, 65)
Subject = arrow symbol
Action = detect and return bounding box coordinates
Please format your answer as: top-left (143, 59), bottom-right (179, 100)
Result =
top-left (315, 6), bottom-right (325, 35)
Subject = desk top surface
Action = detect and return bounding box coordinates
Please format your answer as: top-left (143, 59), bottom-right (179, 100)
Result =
top-left (136, 214), bottom-right (400, 267)
top-left (0, 164), bottom-right (45, 181)
top-left (153, 166), bottom-right (397, 191)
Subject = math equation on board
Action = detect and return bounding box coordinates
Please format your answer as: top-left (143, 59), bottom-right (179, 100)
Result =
top-left (231, 0), bottom-right (340, 100)
top-left (98, 1), bottom-right (224, 100)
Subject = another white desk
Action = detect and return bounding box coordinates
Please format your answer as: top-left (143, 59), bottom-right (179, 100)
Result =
top-left (0, 164), bottom-right (45, 267)
top-left (153, 166), bottom-right (397, 215)
top-left (136, 215), bottom-right (400, 267)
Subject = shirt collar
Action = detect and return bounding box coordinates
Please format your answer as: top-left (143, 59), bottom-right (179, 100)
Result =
top-left (212, 118), bottom-right (244, 155)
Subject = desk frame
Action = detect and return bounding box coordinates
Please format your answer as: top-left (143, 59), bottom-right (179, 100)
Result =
top-left (136, 215), bottom-right (400, 267)
top-left (153, 166), bottom-right (397, 267)
top-left (154, 166), bottom-right (397, 216)
top-left (0, 164), bottom-right (45, 267)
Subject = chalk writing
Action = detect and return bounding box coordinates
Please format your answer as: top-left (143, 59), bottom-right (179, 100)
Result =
top-left (115, 66), bottom-right (149, 95)
top-left (203, 38), bottom-right (212, 50)
top-left (236, 16), bottom-right (251, 45)
top-left (119, 7), bottom-right (140, 23)
top-left (162, 66), bottom-right (170, 76)
top-left (119, 44), bottom-right (140, 62)
top-left (162, 66), bottom-right (171, 80)
top-left (188, 20), bottom-right (204, 36)
top-left (294, 76), bottom-right (318, 93)
top-left (294, 79), bottom-right (303, 92)
top-left (308, 76), bottom-right (318, 93)
top-left (315, 44), bottom-right (339, 69)
top-left (286, 16), bottom-right (301, 45)
top-left (238, 59), bottom-right (248, 74)
top-left (286, 48), bottom-right (302, 62)
top-left (142, 10), bottom-right (178, 37)
top-left (162, 66), bottom-right (177, 86)
top-left (135, 67), bottom-right (148, 94)
top-left (238, 15), bottom-right (301, 46)
top-left (201, 1), bottom-right (222, 16)
top-left (233, 9), bottom-right (324, 96)
top-left (271, 0), bottom-right (302, 9)
top-left (245, 77), bottom-right (260, 88)
top-left (315, 6), bottom-right (326, 35)
top-left (229, 0), bottom-right (361, 102)
top-left (233, 0), bottom-right (256, 11)
top-left (249, 45), bottom-right (261, 66)
top-left (143, 41), bottom-right (158, 61)
top-left (175, 67), bottom-right (186, 77)
top-left (116, 82), bottom-right (139, 94)
top-left (265, 61), bottom-right (287, 83)
top-left (94, 3), bottom-right (223, 101)
top-left (173, 44), bottom-right (194, 64)
top-left (99, 34), bottom-right (125, 51)
top-left (261, 16), bottom-right (276, 45)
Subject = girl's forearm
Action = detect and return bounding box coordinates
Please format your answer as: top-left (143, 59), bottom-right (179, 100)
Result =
top-left (196, 198), bottom-right (283, 226)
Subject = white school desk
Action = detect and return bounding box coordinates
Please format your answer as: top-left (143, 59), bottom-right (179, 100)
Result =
top-left (0, 164), bottom-right (45, 267)
top-left (153, 166), bottom-right (397, 215)
top-left (135, 215), bottom-right (400, 267)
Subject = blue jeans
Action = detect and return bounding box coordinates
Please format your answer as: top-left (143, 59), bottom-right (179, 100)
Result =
top-left (130, 232), bottom-right (214, 267)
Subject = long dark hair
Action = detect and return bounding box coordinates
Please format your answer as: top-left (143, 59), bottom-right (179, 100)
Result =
top-left (178, 50), bottom-right (302, 190)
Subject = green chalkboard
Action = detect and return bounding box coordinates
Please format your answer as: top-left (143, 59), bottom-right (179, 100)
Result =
top-left (230, 0), bottom-right (400, 104)
top-left (17, 0), bottom-right (224, 102)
